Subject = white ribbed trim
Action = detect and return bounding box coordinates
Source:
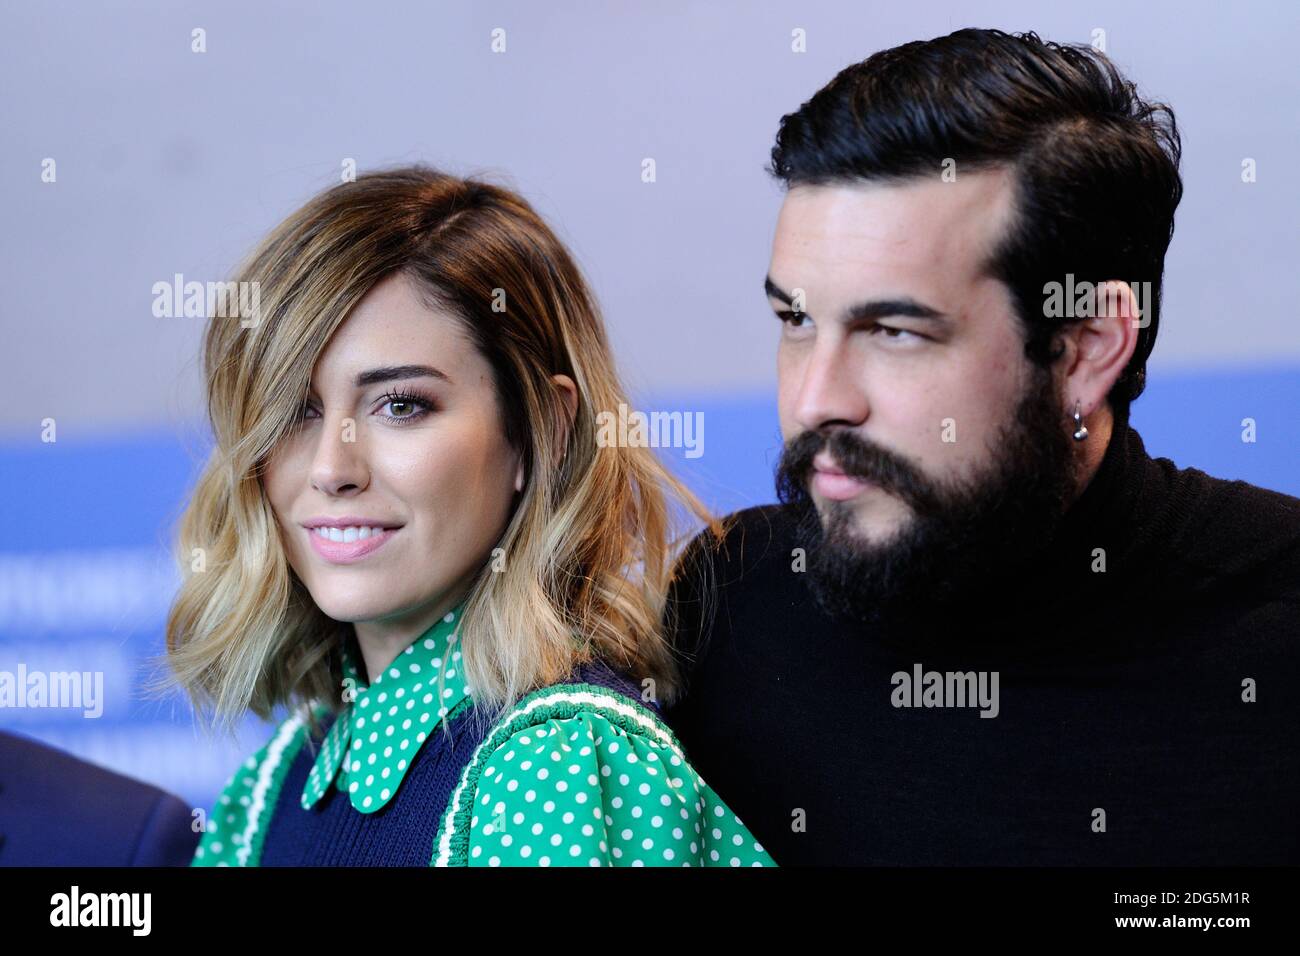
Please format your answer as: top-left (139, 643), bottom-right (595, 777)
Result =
top-left (432, 687), bottom-right (681, 865)
top-left (234, 711), bottom-right (305, 866)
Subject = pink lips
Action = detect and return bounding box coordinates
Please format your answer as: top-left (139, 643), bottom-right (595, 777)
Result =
top-left (306, 526), bottom-right (401, 565)
top-left (812, 471), bottom-right (873, 501)
top-left (811, 454), bottom-right (874, 501)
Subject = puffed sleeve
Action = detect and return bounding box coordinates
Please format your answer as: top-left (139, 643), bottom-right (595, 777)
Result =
top-left (191, 710), bottom-right (312, 867)
top-left (462, 710), bottom-right (774, 866)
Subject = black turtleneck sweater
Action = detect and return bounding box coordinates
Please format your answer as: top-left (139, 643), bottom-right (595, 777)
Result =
top-left (662, 424), bottom-right (1300, 865)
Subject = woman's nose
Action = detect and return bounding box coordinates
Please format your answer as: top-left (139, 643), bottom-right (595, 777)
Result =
top-left (309, 416), bottom-right (370, 496)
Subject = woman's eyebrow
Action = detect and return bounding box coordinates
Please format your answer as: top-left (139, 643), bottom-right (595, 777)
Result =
top-left (353, 364), bottom-right (452, 387)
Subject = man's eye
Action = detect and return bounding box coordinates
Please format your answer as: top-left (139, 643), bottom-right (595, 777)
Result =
top-left (871, 324), bottom-right (925, 342)
top-left (776, 310), bottom-right (810, 328)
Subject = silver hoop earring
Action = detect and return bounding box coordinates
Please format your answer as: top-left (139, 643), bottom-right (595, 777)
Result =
top-left (1071, 400), bottom-right (1089, 442)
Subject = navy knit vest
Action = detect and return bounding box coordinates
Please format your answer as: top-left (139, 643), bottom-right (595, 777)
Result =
top-left (258, 660), bottom-right (653, 866)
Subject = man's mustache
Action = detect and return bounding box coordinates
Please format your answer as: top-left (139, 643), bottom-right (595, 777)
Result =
top-left (776, 428), bottom-right (943, 514)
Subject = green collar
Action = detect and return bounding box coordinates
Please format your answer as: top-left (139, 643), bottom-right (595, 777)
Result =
top-left (300, 602), bottom-right (472, 814)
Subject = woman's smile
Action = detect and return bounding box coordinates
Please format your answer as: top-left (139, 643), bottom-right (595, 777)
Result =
top-left (305, 524), bottom-right (403, 564)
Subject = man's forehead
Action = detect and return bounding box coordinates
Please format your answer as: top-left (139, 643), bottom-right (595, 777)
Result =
top-left (771, 168), bottom-right (1016, 280)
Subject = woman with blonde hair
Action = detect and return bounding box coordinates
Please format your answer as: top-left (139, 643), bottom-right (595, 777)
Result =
top-left (165, 165), bottom-right (772, 867)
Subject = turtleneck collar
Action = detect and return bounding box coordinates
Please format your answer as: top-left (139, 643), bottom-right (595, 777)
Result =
top-left (977, 419), bottom-right (1181, 644)
top-left (887, 420), bottom-right (1163, 655)
top-left (1050, 419), bottom-right (1147, 563)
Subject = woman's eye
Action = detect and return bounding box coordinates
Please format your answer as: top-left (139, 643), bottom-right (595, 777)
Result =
top-left (377, 392), bottom-right (433, 424)
top-left (384, 400), bottom-right (421, 419)
top-left (291, 395), bottom-right (433, 425)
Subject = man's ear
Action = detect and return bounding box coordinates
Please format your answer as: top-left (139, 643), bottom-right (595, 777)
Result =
top-left (1058, 279), bottom-right (1141, 418)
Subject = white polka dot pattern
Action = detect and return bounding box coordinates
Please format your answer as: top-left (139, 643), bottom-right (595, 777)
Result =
top-left (436, 689), bottom-right (774, 867)
top-left (300, 607), bottom-right (471, 814)
top-left (191, 618), bottom-right (778, 868)
top-left (191, 707), bottom-right (318, 867)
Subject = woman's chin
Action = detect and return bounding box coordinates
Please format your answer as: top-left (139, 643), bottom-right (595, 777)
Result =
top-left (306, 588), bottom-right (409, 625)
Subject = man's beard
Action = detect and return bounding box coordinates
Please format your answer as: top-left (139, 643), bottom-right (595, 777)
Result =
top-left (775, 368), bottom-right (1079, 636)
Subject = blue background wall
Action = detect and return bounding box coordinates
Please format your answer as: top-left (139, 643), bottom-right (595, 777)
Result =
top-left (2, 366), bottom-right (1296, 811)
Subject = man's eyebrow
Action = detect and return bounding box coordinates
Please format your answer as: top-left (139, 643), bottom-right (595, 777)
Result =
top-left (764, 275), bottom-right (949, 324)
top-left (354, 364), bottom-right (451, 388)
top-left (844, 298), bottom-right (948, 323)
top-left (764, 276), bottom-right (795, 307)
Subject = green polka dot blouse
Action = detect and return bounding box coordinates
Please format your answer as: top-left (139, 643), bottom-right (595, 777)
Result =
top-left (191, 604), bottom-right (775, 867)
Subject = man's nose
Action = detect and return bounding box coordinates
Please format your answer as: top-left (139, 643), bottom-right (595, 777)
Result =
top-left (792, 341), bottom-right (869, 433)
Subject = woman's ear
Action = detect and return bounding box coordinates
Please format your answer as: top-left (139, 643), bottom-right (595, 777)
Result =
top-left (514, 375), bottom-right (578, 495)
top-left (551, 373), bottom-right (579, 466)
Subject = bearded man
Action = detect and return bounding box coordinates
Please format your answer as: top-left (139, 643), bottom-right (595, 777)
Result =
top-left (663, 28), bottom-right (1300, 865)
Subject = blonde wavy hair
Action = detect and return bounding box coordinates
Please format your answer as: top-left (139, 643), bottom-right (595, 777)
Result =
top-left (156, 164), bottom-right (722, 739)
